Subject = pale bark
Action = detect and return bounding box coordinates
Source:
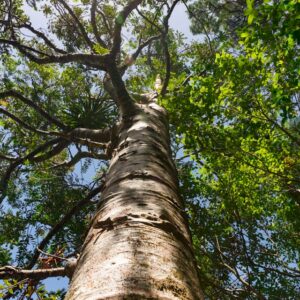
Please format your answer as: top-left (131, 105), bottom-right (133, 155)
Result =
top-left (65, 100), bottom-right (204, 300)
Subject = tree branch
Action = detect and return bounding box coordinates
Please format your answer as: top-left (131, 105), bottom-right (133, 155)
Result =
top-left (57, 0), bottom-right (94, 51)
top-left (160, 0), bottom-right (179, 96)
top-left (135, 7), bottom-right (162, 32)
top-left (103, 73), bottom-right (119, 102)
top-left (27, 184), bottom-right (103, 269)
top-left (0, 90), bottom-right (67, 130)
top-left (0, 138), bottom-right (65, 203)
top-left (52, 151), bottom-right (107, 169)
top-left (257, 103), bottom-right (300, 146)
top-left (111, 0), bottom-right (143, 57)
top-left (214, 236), bottom-right (266, 300)
top-left (181, 0), bottom-right (214, 54)
top-left (0, 111), bottom-right (110, 150)
top-left (106, 61), bottom-right (137, 117)
top-left (0, 107), bottom-right (50, 134)
top-left (120, 34), bottom-right (162, 73)
top-left (31, 140), bottom-right (70, 163)
top-left (0, 39), bottom-right (108, 69)
top-left (90, 0), bottom-right (107, 48)
top-left (133, 34), bottom-right (162, 61)
top-left (69, 127), bottom-right (112, 143)
top-left (160, 36), bottom-right (171, 96)
top-left (0, 153), bottom-right (16, 161)
top-left (17, 23), bottom-right (67, 54)
top-left (97, 8), bottom-right (113, 42)
top-left (0, 266), bottom-right (66, 280)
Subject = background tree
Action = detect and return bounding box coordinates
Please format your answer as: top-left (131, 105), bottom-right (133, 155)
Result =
top-left (164, 0), bottom-right (300, 298)
top-left (0, 0), bottom-right (203, 299)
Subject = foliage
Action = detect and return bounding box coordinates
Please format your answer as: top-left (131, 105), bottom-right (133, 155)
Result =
top-left (164, 0), bottom-right (300, 298)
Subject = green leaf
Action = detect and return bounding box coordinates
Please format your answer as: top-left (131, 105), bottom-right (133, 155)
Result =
top-left (93, 44), bottom-right (109, 55)
top-left (248, 14), bottom-right (254, 25)
top-left (246, 0), bottom-right (254, 10)
top-left (116, 14), bottom-right (125, 26)
top-left (240, 32), bottom-right (249, 38)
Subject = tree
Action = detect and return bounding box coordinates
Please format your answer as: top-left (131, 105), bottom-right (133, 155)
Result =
top-left (0, 0), bottom-right (204, 299)
top-left (164, 0), bottom-right (300, 298)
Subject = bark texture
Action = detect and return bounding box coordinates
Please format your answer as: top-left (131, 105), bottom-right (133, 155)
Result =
top-left (65, 100), bottom-right (204, 300)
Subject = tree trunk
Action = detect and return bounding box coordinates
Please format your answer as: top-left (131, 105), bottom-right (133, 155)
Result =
top-left (65, 100), bottom-right (204, 300)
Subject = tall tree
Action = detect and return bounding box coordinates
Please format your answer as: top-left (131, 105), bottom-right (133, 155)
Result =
top-left (0, 0), bottom-right (204, 299)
